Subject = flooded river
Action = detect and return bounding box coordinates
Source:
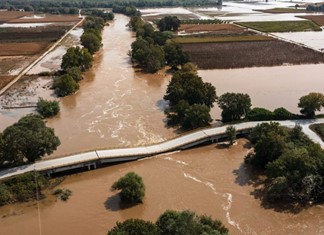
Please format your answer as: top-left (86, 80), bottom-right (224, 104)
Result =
top-left (1, 139), bottom-right (323, 235)
top-left (0, 13), bottom-right (324, 235)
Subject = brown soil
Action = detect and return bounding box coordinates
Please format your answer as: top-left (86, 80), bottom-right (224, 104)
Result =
top-left (182, 40), bottom-right (324, 69)
top-left (299, 15), bottom-right (324, 26)
top-left (179, 23), bottom-right (244, 33)
top-left (0, 25), bottom-right (70, 43)
top-left (0, 56), bottom-right (35, 76)
top-left (0, 76), bottom-right (14, 90)
top-left (0, 11), bottom-right (31, 23)
top-left (8, 14), bottom-right (80, 23)
top-left (0, 42), bottom-right (51, 56)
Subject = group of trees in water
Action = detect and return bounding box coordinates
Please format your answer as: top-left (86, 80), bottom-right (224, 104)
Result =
top-left (128, 13), bottom-right (189, 72)
top-left (246, 122), bottom-right (324, 204)
top-left (109, 172), bottom-right (229, 235)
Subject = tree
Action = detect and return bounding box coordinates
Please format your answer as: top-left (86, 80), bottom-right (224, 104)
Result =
top-left (128, 15), bottom-right (144, 32)
top-left (61, 47), bottom-right (93, 71)
top-left (217, 93), bottom-right (251, 122)
top-left (37, 98), bottom-right (60, 118)
top-left (54, 74), bottom-right (79, 97)
top-left (111, 172), bottom-right (145, 204)
top-left (298, 92), bottom-right (324, 118)
top-left (0, 115), bottom-right (60, 164)
top-left (156, 210), bottom-right (229, 235)
top-left (81, 32), bottom-right (102, 54)
top-left (164, 71), bottom-right (216, 108)
top-left (157, 16), bottom-right (181, 31)
top-left (247, 107), bottom-right (273, 121)
top-left (226, 126), bottom-right (236, 145)
top-left (108, 219), bottom-right (159, 235)
top-left (66, 66), bottom-right (83, 82)
top-left (164, 42), bottom-right (190, 68)
top-left (182, 104), bottom-right (212, 129)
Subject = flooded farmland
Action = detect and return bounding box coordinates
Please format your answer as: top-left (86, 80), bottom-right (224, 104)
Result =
top-left (0, 9), bottom-right (324, 235)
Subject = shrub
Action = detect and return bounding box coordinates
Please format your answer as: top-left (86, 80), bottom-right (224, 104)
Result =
top-left (54, 74), bottom-right (79, 97)
top-left (273, 107), bottom-right (294, 120)
top-left (247, 107), bottom-right (274, 121)
top-left (37, 98), bottom-right (60, 118)
top-left (111, 172), bottom-right (145, 204)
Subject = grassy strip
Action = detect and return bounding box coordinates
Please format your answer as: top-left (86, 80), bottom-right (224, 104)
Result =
top-left (180, 19), bottom-right (223, 24)
top-left (255, 8), bottom-right (307, 14)
top-left (310, 123), bottom-right (324, 141)
top-left (237, 20), bottom-right (322, 32)
top-left (173, 35), bottom-right (274, 44)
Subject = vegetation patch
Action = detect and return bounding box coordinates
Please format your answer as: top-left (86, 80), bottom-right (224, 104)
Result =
top-left (255, 8), bottom-right (307, 14)
top-left (299, 15), bottom-right (324, 26)
top-left (181, 40), bottom-right (324, 69)
top-left (173, 34), bottom-right (273, 43)
top-left (180, 19), bottom-right (223, 24)
top-left (53, 188), bottom-right (72, 201)
top-left (310, 124), bottom-right (324, 141)
top-left (0, 172), bottom-right (48, 206)
top-left (179, 23), bottom-right (242, 33)
top-left (237, 20), bottom-right (322, 32)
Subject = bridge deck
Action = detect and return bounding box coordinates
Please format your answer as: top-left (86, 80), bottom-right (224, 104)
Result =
top-left (0, 119), bottom-right (323, 180)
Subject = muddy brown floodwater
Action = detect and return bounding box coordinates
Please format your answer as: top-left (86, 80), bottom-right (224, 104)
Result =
top-left (1, 139), bottom-right (323, 235)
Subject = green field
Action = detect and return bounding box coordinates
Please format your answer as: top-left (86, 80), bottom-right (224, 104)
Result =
top-left (310, 124), bottom-right (324, 141)
top-left (237, 20), bottom-right (322, 32)
top-left (256, 8), bottom-right (307, 14)
top-left (172, 35), bottom-right (274, 44)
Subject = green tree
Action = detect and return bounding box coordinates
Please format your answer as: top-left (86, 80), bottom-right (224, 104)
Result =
top-left (217, 93), bottom-right (251, 122)
top-left (66, 66), bottom-right (83, 82)
top-left (54, 74), bottom-right (79, 97)
top-left (273, 107), bottom-right (294, 120)
top-left (1, 115), bottom-right (60, 164)
top-left (37, 98), bottom-right (60, 118)
top-left (298, 92), bottom-right (324, 118)
top-left (247, 107), bottom-right (274, 121)
top-left (108, 219), bottom-right (159, 235)
top-left (226, 126), bottom-right (236, 146)
top-left (111, 172), bottom-right (145, 204)
top-left (81, 32), bottom-right (102, 54)
top-left (157, 16), bottom-right (181, 31)
top-left (128, 15), bottom-right (144, 32)
top-left (156, 210), bottom-right (229, 235)
top-left (182, 104), bottom-right (212, 129)
top-left (61, 47), bottom-right (93, 71)
top-left (0, 184), bottom-right (11, 206)
top-left (164, 42), bottom-right (190, 68)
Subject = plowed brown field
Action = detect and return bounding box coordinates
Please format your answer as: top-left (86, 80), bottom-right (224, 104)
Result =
top-left (179, 23), bottom-right (243, 33)
top-left (0, 11), bottom-right (31, 23)
top-left (299, 15), bottom-right (324, 26)
top-left (182, 40), bottom-right (324, 69)
top-left (0, 42), bottom-right (50, 56)
top-left (8, 14), bottom-right (79, 23)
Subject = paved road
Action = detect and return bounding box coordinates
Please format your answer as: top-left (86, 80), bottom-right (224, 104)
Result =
top-left (0, 118), bottom-right (323, 180)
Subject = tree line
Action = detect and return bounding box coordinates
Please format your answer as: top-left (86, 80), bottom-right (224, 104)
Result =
top-left (246, 122), bottom-right (324, 204)
top-left (1, 0), bottom-right (218, 13)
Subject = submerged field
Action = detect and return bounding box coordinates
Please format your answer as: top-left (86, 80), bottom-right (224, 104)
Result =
top-left (182, 40), bottom-right (324, 69)
top-left (299, 15), bottom-right (324, 26)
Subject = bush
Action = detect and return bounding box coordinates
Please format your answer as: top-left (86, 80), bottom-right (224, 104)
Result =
top-left (111, 172), bottom-right (145, 204)
top-left (247, 107), bottom-right (273, 121)
top-left (108, 219), bottom-right (159, 235)
top-left (273, 107), bottom-right (294, 120)
top-left (37, 98), bottom-right (60, 118)
top-left (54, 74), bottom-right (79, 97)
top-left (66, 66), bottom-right (83, 82)
top-left (0, 184), bottom-right (12, 206)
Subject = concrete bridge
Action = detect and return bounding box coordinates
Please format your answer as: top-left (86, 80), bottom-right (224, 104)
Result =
top-left (0, 118), bottom-right (323, 180)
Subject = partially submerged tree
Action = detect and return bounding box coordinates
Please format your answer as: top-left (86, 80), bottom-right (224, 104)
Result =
top-left (108, 219), bottom-right (159, 235)
top-left (54, 74), bottom-right (79, 97)
top-left (157, 16), bottom-right (181, 31)
top-left (61, 46), bottom-right (93, 72)
top-left (37, 98), bottom-right (60, 118)
top-left (298, 92), bottom-right (324, 118)
top-left (111, 172), bottom-right (145, 204)
top-left (217, 93), bottom-right (252, 122)
top-left (0, 114), bottom-right (60, 164)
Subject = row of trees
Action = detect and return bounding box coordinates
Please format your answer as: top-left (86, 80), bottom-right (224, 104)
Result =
top-left (55, 12), bottom-right (112, 97)
top-left (108, 210), bottom-right (229, 235)
top-left (245, 122), bottom-right (324, 203)
top-left (0, 0), bottom-right (217, 12)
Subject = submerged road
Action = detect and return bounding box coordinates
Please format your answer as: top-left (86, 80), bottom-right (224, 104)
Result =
top-left (0, 118), bottom-right (323, 180)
